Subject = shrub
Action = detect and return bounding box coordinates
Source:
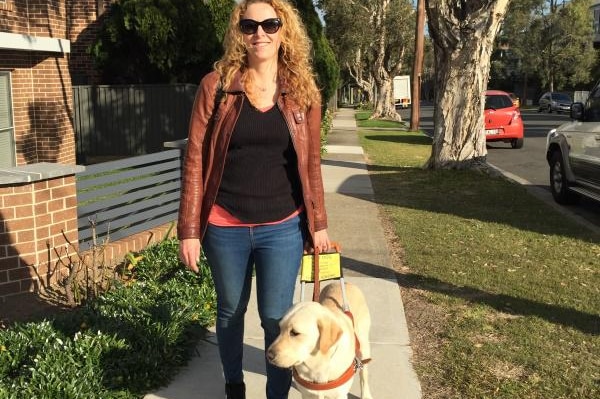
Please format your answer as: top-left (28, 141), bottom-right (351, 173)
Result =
top-left (0, 238), bottom-right (215, 398)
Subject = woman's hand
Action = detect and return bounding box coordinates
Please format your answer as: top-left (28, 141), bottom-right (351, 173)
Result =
top-left (313, 229), bottom-right (331, 253)
top-left (179, 238), bottom-right (201, 273)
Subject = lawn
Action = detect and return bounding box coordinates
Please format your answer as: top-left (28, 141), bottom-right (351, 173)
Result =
top-left (356, 121), bottom-right (599, 399)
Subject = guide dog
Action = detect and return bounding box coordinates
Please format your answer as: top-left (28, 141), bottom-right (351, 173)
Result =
top-left (267, 282), bottom-right (373, 399)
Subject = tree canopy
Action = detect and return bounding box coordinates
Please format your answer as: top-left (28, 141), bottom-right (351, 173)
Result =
top-left (90, 0), bottom-right (235, 84)
top-left (492, 0), bottom-right (597, 97)
top-left (90, 0), bottom-right (338, 106)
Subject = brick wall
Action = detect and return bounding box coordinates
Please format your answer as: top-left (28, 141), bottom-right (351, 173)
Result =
top-left (0, 176), bottom-right (78, 297)
top-left (0, 1), bottom-right (68, 36)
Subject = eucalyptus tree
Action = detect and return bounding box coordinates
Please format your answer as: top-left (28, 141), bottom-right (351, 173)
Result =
top-left (319, 0), bottom-right (415, 120)
top-left (425, 0), bottom-right (511, 169)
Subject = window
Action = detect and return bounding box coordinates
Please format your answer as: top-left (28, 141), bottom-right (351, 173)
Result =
top-left (485, 95), bottom-right (513, 110)
top-left (0, 72), bottom-right (15, 167)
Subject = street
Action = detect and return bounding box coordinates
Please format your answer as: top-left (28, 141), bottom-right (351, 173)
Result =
top-left (397, 105), bottom-right (600, 230)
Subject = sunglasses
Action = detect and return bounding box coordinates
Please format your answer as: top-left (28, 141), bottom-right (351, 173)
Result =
top-left (239, 18), bottom-right (283, 35)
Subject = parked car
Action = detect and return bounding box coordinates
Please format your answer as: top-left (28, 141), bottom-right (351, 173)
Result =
top-left (546, 82), bottom-right (600, 204)
top-left (508, 92), bottom-right (520, 108)
top-left (484, 90), bottom-right (524, 149)
top-left (538, 92), bottom-right (573, 113)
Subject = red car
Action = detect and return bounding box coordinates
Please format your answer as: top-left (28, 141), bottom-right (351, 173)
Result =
top-left (484, 90), bottom-right (524, 149)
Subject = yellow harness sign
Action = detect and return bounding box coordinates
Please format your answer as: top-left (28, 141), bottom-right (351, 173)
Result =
top-left (300, 252), bottom-right (342, 282)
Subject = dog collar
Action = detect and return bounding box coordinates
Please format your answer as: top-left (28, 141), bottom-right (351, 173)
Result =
top-left (293, 357), bottom-right (363, 391)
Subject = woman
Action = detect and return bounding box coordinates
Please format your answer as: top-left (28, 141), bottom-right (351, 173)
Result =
top-left (177, 1), bottom-right (331, 398)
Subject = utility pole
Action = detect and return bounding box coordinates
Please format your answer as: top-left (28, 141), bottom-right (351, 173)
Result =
top-left (410, 0), bottom-right (425, 131)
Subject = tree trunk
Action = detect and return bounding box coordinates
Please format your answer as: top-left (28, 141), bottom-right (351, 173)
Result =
top-left (424, 0), bottom-right (510, 169)
top-left (370, 0), bottom-right (401, 121)
top-left (371, 78), bottom-right (399, 120)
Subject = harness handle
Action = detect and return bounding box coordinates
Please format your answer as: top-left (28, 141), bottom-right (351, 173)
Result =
top-left (305, 242), bottom-right (341, 302)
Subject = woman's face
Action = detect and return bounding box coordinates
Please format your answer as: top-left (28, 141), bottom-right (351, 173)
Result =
top-left (240, 2), bottom-right (282, 65)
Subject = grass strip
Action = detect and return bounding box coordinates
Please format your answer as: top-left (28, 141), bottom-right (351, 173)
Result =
top-left (358, 125), bottom-right (599, 399)
top-left (355, 110), bottom-right (408, 128)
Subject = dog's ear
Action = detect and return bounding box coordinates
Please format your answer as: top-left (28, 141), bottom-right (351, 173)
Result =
top-left (317, 315), bottom-right (343, 354)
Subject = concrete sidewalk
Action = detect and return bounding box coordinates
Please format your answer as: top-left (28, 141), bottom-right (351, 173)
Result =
top-left (145, 107), bottom-right (422, 399)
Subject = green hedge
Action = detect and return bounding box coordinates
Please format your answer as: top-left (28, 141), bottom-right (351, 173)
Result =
top-left (0, 238), bottom-right (216, 399)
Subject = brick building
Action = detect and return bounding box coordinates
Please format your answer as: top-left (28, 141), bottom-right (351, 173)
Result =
top-left (0, 1), bottom-right (119, 300)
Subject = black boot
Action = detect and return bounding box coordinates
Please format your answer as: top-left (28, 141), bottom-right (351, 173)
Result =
top-left (225, 382), bottom-right (246, 399)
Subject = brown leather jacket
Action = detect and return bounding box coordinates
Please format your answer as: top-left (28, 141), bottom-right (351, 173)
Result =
top-left (177, 71), bottom-right (328, 243)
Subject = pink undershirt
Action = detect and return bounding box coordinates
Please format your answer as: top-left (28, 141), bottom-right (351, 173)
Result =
top-left (208, 204), bottom-right (303, 227)
top-left (207, 101), bottom-right (303, 228)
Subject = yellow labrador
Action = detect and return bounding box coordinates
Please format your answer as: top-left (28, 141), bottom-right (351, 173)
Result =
top-left (267, 282), bottom-right (373, 399)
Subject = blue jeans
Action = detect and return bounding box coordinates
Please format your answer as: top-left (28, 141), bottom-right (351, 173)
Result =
top-left (202, 214), bottom-right (305, 399)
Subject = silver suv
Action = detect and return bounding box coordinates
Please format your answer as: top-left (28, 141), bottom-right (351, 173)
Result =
top-left (546, 82), bottom-right (600, 204)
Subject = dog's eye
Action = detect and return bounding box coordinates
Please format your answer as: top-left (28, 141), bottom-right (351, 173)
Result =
top-left (290, 329), bottom-right (300, 337)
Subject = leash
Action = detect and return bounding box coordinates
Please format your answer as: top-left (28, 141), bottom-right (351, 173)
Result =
top-left (312, 245), bottom-right (320, 302)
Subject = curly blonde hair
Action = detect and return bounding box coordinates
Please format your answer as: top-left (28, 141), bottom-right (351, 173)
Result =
top-left (214, 0), bottom-right (320, 110)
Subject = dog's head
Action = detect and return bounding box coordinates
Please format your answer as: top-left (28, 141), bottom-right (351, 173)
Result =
top-left (267, 301), bottom-right (343, 368)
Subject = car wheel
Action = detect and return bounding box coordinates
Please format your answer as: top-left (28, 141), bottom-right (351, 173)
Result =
top-left (511, 138), bottom-right (524, 149)
top-left (549, 151), bottom-right (578, 204)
